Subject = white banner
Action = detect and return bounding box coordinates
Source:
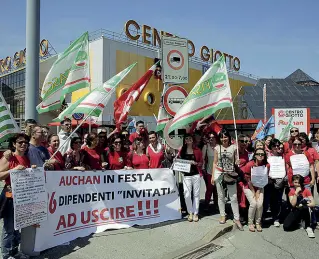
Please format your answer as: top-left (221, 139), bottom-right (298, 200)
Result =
top-left (268, 156), bottom-right (286, 179)
top-left (290, 154), bottom-right (310, 177)
top-left (251, 166), bottom-right (268, 188)
top-left (34, 169), bottom-right (181, 252)
top-left (274, 108), bottom-right (309, 138)
top-left (173, 159), bottom-right (191, 173)
top-left (10, 167), bottom-right (48, 230)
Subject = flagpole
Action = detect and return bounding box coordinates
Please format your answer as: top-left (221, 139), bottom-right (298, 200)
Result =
top-left (230, 101), bottom-right (239, 160)
top-left (263, 83), bottom-right (267, 124)
top-left (49, 94), bottom-right (111, 161)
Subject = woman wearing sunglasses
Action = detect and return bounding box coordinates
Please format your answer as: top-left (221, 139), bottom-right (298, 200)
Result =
top-left (211, 129), bottom-right (243, 230)
top-left (106, 134), bottom-right (128, 170)
top-left (283, 127), bottom-right (299, 154)
top-left (285, 137), bottom-right (315, 191)
top-left (64, 137), bottom-right (88, 170)
top-left (242, 148), bottom-right (268, 232)
top-left (266, 138), bottom-right (287, 227)
top-left (0, 133), bottom-right (33, 259)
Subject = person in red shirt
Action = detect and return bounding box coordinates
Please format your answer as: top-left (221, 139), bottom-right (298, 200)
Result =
top-left (236, 134), bottom-right (249, 224)
top-left (146, 131), bottom-right (165, 169)
top-left (242, 148), bottom-right (268, 232)
top-left (283, 175), bottom-right (315, 238)
top-left (283, 127), bottom-right (299, 154)
top-left (47, 134), bottom-right (65, 170)
top-left (127, 138), bottom-right (149, 169)
top-left (95, 131), bottom-right (108, 154)
top-left (299, 132), bottom-right (319, 183)
top-left (64, 137), bottom-right (88, 170)
top-left (129, 121), bottom-right (145, 143)
top-left (285, 137), bottom-right (315, 190)
top-left (82, 133), bottom-right (108, 170)
top-left (106, 134), bottom-right (128, 170)
top-left (0, 133), bottom-right (33, 259)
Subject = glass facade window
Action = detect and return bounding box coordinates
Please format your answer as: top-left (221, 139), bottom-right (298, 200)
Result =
top-left (0, 68), bottom-right (26, 119)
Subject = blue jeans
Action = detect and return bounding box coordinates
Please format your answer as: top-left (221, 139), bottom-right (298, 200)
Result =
top-left (1, 197), bottom-right (20, 258)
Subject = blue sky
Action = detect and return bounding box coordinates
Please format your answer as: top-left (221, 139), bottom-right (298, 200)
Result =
top-left (1, 0), bottom-right (318, 80)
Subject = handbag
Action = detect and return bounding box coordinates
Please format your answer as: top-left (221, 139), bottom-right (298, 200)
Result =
top-left (0, 185), bottom-right (13, 219)
top-left (220, 146), bottom-right (238, 185)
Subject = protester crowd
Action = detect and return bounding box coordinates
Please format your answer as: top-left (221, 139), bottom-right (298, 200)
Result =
top-left (0, 118), bottom-right (319, 258)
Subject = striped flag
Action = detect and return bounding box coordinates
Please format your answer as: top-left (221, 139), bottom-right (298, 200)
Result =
top-left (37, 32), bottom-right (90, 113)
top-left (0, 92), bottom-right (20, 143)
top-left (53, 63), bottom-right (137, 121)
top-left (114, 63), bottom-right (157, 129)
top-left (279, 116), bottom-right (294, 142)
top-left (168, 55), bottom-right (232, 133)
top-left (156, 83), bottom-right (172, 132)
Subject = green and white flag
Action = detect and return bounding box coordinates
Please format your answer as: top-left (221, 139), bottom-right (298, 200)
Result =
top-left (278, 116), bottom-right (294, 142)
top-left (0, 93), bottom-right (20, 143)
top-left (53, 62), bottom-right (137, 121)
top-left (156, 83), bottom-right (172, 132)
top-left (37, 32), bottom-right (90, 114)
top-left (168, 55), bottom-right (232, 133)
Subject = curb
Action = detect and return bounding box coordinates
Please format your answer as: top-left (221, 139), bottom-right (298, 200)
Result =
top-left (161, 223), bottom-right (234, 259)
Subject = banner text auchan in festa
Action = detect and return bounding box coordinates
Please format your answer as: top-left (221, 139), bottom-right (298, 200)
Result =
top-left (34, 169), bottom-right (181, 252)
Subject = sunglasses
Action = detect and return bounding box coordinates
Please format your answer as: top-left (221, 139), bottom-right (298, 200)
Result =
top-left (290, 130), bottom-right (299, 133)
top-left (239, 140), bottom-right (249, 143)
top-left (64, 124), bottom-right (71, 127)
top-left (16, 141), bottom-right (28, 145)
top-left (293, 143), bottom-right (301, 146)
top-left (122, 133), bottom-right (128, 136)
top-left (255, 153), bottom-right (265, 157)
top-left (114, 141), bottom-right (122, 145)
top-left (274, 144), bottom-right (280, 148)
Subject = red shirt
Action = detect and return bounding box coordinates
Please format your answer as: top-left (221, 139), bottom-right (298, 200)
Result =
top-left (304, 147), bottom-right (319, 161)
top-left (82, 146), bottom-right (102, 170)
top-left (242, 160), bottom-right (269, 189)
top-left (129, 132), bottom-right (140, 143)
top-left (238, 150), bottom-right (249, 168)
top-left (48, 147), bottom-right (65, 170)
top-left (107, 151), bottom-right (127, 170)
top-left (288, 188), bottom-right (312, 198)
top-left (285, 150), bottom-right (313, 186)
top-left (147, 144), bottom-right (165, 169)
top-left (7, 155), bottom-right (30, 185)
top-left (128, 152), bottom-right (149, 169)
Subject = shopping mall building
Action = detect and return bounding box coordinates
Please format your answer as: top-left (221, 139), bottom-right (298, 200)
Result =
top-left (1, 20), bottom-right (319, 132)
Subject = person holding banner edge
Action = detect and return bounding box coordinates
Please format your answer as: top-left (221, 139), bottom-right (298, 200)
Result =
top-left (0, 133), bottom-right (35, 259)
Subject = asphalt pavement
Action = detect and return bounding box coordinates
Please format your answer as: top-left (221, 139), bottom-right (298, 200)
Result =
top-left (205, 224), bottom-right (319, 259)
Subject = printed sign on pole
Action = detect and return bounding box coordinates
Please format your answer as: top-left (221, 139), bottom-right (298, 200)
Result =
top-left (161, 36), bottom-right (189, 84)
top-left (273, 108), bottom-right (310, 138)
top-left (163, 85), bottom-right (188, 116)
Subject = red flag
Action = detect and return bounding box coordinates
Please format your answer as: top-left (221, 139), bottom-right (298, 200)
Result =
top-left (114, 64), bottom-right (157, 129)
top-left (188, 115), bottom-right (222, 135)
